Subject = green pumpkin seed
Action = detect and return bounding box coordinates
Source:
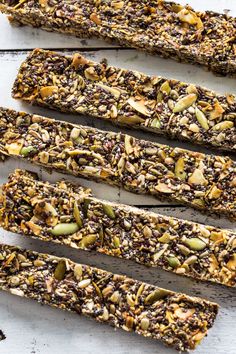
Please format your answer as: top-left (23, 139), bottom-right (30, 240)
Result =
top-left (73, 201), bottom-right (83, 228)
top-left (195, 107), bottom-right (209, 130)
top-left (113, 236), bottom-right (120, 248)
top-left (83, 198), bottom-right (91, 217)
top-left (150, 118), bottom-right (161, 128)
top-left (167, 256), bottom-right (181, 268)
top-left (160, 81), bottom-right (171, 94)
top-left (140, 318), bottom-right (150, 330)
top-left (51, 223), bottom-right (79, 236)
top-left (79, 234), bottom-right (97, 248)
top-left (20, 146), bottom-right (37, 156)
top-left (158, 232), bottom-right (171, 243)
top-left (54, 260), bottom-right (66, 281)
top-left (173, 94), bottom-right (197, 113)
top-left (175, 157), bottom-right (186, 180)
top-left (102, 204), bottom-right (116, 219)
top-left (184, 238), bottom-right (207, 251)
top-left (145, 288), bottom-right (171, 305)
top-left (92, 282), bottom-right (103, 298)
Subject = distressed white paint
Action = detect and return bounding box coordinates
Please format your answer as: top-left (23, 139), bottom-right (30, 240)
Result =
top-left (0, 1), bottom-right (236, 353)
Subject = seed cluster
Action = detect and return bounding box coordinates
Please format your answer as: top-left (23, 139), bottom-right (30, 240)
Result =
top-left (0, 108), bottom-right (235, 219)
top-left (0, 1), bottom-right (235, 75)
top-left (0, 243), bottom-right (218, 351)
top-left (1, 169), bottom-right (235, 287)
top-left (12, 49), bottom-right (236, 152)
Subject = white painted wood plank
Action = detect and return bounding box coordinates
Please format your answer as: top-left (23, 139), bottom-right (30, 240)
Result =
top-left (0, 0), bottom-right (235, 49)
top-left (0, 1), bottom-right (236, 352)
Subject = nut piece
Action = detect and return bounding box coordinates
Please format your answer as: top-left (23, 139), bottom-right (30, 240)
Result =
top-left (173, 94), bottom-right (197, 113)
top-left (188, 169), bottom-right (208, 185)
top-left (140, 318), bottom-right (150, 330)
top-left (6, 140), bottom-right (24, 155)
top-left (84, 67), bottom-right (99, 81)
top-left (40, 86), bottom-right (58, 98)
top-left (127, 97), bottom-right (152, 117)
top-left (90, 13), bottom-right (101, 25)
top-left (155, 183), bottom-right (173, 194)
top-left (207, 186), bottom-right (222, 200)
top-left (96, 83), bottom-right (121, 99)
top-left (209, 101), bottom-right (225, 120)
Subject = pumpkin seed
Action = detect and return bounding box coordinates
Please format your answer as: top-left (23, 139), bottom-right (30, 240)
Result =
top-left (177, 244), bottom-right (190, 256)
top-left (175, 157), bottom-right (186, 180)
top-left (102, 204), bottom-right (116, 219)
top-left (140, 318), bottom-right (150, 330)
top-left (113, 236), bottom-right (120, 248)
top-left (92, 282), bottom-right (103, 298)
top-left (145, 288), bottom-right (171, 304)
top-left (212, 121), bottom-right (234, 131)
top-left (78, 279), bottom-right (91, 288)
top-left (20, 146), bottom-right (37, 156)
top-left (195, 107), bottom-right (209, 130)
top-left (73, 201), bottom-right (83, 228)
top-left (150, 118), bottom-right (161, 128)
top-left (158, 232), bottom-right (171, 243)
top-left (173, 94), bottom-right (197, 113)
top-left (167, 256), bottom-right (181, 268)
top-left (184, 238), bottom-right (207, 251)
top-left (54, 260), bottom-right (66, 281)
top-left (184, 255), bottom-right (198, 265)
top-left (83, 198), bottom-right (91, 217)
top-left (160, 81), bottom-right (171, 94)
top-left (51, 223), bottom-right (79, 236)
top-left (74, 264), bottom-right (83, 280)
top-left (79, 234), bottom-right (97, 248)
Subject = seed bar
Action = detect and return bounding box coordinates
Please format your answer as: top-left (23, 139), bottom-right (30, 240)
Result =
top-left (1, 169), bottom-right (235, 287)
top-left (12, 49), bottom-right (236, 152)
top-left (0, 243), bottom-right (219, 351)
top-left (0, 107), bottom-right (235, 219)
top-left (0, 1), bottom-right (235, 75)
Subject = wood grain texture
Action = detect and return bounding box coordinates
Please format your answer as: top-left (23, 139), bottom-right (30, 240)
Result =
top-left (0, 1), bottom-right (235, 353)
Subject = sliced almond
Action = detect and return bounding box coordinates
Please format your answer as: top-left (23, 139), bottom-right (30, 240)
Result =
top-left (84, 67), bottom-right (99, 81)
top-left (177, 9), bottom-right (203, 29)
top-left (96, 83), bottom-right (121, 99)
top-left (111, 1), bottom-right (124, 9)
top-left (226, 94), bottom-right (235, 105)
top-left (226, 254), bottom-right (236, 270)
top-left (188, 169), bottom-right (208, 185)
top-left (155, 183), bottom-right (173, 194)
top-left (40, 86), bottom-right (58, 99)
top-left (71, 53), bottom-right (89, 68)
top-left (173, 94), bottom-right (197, 113)
top-left (127, 97), bottom-right (152, 117)
top-left (186, 84), bottom-right (198, 94)
top-left (90, 13), bottom-right (101, 25)
top-left (207, 185), bottom-right (222, 200)
top-left (209, 101), bottom-right (225, 120)
top-left (6, 140), bottom-right (24, 155)
top-left (174, 307), bottom-right (195, 320)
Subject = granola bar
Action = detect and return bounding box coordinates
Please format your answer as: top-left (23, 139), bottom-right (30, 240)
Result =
top-left (0, 243), bottom-right (219, 351)
top-left (0, 107), bottom-right (235, 219)
top-left (0, 1), bottom-right (235, 75)
top-left (1, 169), bottom-right (235, 287)
top-left (12, 49), bottom-right (236, 152)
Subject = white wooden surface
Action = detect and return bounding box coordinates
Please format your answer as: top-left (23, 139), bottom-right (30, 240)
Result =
top-left (0, 1), bottom-right (235, 353)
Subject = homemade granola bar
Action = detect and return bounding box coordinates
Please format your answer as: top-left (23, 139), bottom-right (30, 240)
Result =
top-left (0, 1), bottom-right (235, 75)
top-left (12, 49), bottom-right (236, 152)
top-left (0, 243), bottom-right (219, 351)
top-left (0, 107), bottom-right (235, 219)
top-left (1, 169), bottom-right (235, 287)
